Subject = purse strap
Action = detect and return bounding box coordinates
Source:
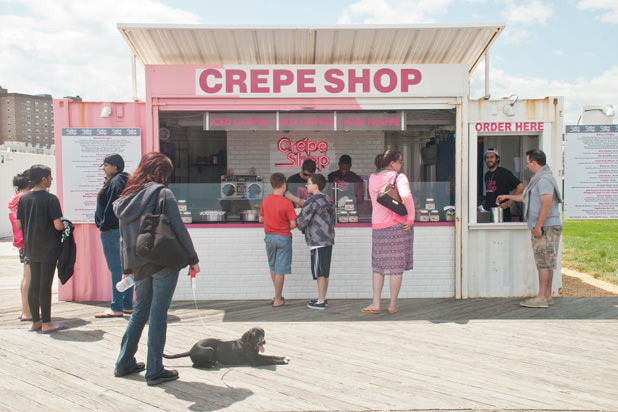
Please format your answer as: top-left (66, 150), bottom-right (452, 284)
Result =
top-left (158, 187), bottom-right (168, 215)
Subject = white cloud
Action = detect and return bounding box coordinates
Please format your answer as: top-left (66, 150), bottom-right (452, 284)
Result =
top-left (502, 0), bottom-right (553, 24)
top-left (578, 0), bottom-right (618, 23)
top-left (552, 49), bottom-right (564, 56)
top-left (471, 63), bottom-right (618, 125)
top-left (501, 28), bottom-right (529, 45)
top-left (0, 0), bottom-right (201, 101)
top-left (338, 0), bottom-right (454, 24)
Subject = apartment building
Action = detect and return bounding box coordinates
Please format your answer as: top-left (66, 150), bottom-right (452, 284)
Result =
top-left (0, 86), bottom-right (55, 148)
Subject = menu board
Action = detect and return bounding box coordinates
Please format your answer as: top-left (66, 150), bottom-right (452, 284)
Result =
top-left (564, 124), bottom-right (618, 219)
top-left (61, 128), bottom-right (141, 223)
top-left (204, 111), bottom-right (403, 131)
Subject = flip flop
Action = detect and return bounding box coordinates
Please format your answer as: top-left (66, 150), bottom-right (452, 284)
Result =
top-left (271, 297), bottom-right (284, 304)
top-left (272, 298), bottom-right (288, 308)
top-left (19, 316), bottom-right (33, 322)
top-left (28, 326), bottom-right (41, 332)
top-left (41, 325), bottom-right (67, 334)
top-left (123, 309), bottom-right (134, 314)
top-left (360, 306), bottom-right (380, 314)
top-left (95, 311), bottom-right (124, 318)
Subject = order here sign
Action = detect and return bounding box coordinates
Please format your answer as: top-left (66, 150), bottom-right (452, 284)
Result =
top-left (194, 65), bottom-right (468, 98)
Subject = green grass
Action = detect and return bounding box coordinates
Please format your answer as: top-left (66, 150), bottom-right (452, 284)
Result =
top-left (562, 220), bottom-right (618, 285)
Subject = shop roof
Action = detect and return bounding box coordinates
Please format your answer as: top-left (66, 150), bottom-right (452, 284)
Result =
top-left (117, 24), bottom-right (504, 75)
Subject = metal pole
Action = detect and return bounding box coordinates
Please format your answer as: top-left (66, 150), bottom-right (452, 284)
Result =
top-left (131, 53), bottom-right (138, 101)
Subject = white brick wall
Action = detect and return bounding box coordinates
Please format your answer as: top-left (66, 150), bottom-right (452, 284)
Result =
top-left (227, 131), bottom-right (384, 194)
top-left (173, 226), bottom-right (455, 300)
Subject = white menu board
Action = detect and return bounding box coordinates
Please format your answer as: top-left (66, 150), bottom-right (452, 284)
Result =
top-left (61, 128), bottom-right (141, 223)
top-left (564, 124), bottom-right (618, 219)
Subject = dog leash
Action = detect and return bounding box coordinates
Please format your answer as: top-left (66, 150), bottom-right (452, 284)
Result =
top-left (188, 268), bottom-right (234, 388)
top-left (189, 268), bottom-right (210, 330)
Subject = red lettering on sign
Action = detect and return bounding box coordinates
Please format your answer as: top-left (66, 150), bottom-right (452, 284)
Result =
top-left (250, 69), bottom-right (269, 93)
top-left (348, 69), bottom-right (370, 93)
top-left (297, 70), bottom-right (316, 93)
top-left (373, 68), bottom-right (397, 93)
top-left (324, 69), bottom-right (345, 93)
top-left (225, 70), bottom-right (247, 94)
top-left (273, 69), bottom-right (294, 93)
top-left (401, 69), bottom-right (422, 92)
top-left (199, 69), bottom-right (222, 93)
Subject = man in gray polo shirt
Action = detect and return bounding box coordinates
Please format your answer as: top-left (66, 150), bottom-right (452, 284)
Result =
top-left (498, 149), bottom-right (562, 308)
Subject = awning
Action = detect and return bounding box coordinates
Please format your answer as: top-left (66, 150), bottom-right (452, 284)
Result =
top-left (117, 23), bottom-right (503, 75)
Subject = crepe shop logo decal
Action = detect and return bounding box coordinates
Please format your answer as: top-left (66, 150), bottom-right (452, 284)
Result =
top-left (276, 138), bottom-right (330, 170)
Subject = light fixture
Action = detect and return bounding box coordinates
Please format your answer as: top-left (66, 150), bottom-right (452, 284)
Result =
top-left (100, 105), bottom-right (112, 118)
top-left (502, 94), bottom-right (518, 116)
top-left (602, 104), bottom-right (615, 117)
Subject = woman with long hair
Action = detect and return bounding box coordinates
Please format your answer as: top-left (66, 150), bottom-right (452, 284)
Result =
top-left (9, 171), bottom-right (31, 321)
top-left (94, 154), bottom-right (131, 318)
top-left (112, 152), bottom-right (200, 386)
top-left (362, 149), bottom-right (415, 315)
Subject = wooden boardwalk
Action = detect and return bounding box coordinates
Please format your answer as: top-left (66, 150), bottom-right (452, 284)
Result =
top-left (1, 240), bottom-right (617, 412)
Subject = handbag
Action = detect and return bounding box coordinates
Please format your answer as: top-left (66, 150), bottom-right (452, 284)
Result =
top-left (377, 173), bottom-right (408, 216)
top-left (136, 189), bottom-right (189, 270)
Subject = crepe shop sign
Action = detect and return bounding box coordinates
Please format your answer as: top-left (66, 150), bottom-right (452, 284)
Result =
top-left (194, 65), bottom-right (471, 97)
top-left (276, 138), bottom-right (330, 170)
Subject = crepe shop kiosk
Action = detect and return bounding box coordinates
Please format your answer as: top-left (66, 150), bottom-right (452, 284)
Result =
top-left (53, 25), bottom-right (564, 302)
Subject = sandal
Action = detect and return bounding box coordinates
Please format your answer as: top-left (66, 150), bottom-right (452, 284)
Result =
top-left (360, 306), bottom-right (380, 314)
top-left (272, 297), bottom-right (288, 307)
top-left (95, 310), bottom-right (124, 318)
top-left (123, 309), bottom-right (134, 314)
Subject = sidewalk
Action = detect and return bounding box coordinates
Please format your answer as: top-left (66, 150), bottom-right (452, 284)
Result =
top-left (1, 239), bottom-right (617, 411)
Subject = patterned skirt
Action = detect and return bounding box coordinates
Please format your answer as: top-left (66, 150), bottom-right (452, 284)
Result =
top-left (372, 224), bottom-right (414, 275)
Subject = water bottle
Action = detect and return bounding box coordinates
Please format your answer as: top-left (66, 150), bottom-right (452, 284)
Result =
top-left (116, 276), bottom-right (135, 292)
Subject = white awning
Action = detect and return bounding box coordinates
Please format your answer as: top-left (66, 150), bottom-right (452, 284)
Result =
top-left (118, 24), bottom-right (503, 75)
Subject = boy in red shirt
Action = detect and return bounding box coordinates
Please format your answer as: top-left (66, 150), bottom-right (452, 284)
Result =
top-left (259, 173), bottom-right (297, 307)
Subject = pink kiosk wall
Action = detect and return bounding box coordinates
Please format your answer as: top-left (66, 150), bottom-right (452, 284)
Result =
top-left (53, 65), bottom-right (371, 301)
top-left (53, 99), bottom-right (147, 301)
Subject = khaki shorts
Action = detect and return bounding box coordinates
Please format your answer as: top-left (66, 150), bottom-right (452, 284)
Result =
top-left (531, 226), bottom-right (562, 270)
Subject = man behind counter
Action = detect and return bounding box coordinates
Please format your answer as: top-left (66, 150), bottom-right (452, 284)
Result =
top-left (482, 148), bottom-right (524, 222)
top-left (285, 159), bottom-right (316, 207)
top-left (328, 154), bottom-right (364, 205)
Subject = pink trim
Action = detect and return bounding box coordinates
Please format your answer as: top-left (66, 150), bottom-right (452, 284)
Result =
top-left (185, 222), bottom-right (453, 228)
top-left (155, 97), bottom-right (363, 111)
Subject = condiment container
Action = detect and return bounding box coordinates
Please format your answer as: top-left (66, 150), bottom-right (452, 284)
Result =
top-left (445, 206), bottom-right (456, 222)
top-left (344, 199), bottom-right (355, 211)
top-left (419, 209), bottom-right (430, 222)
top-left (181, 211), bottom-right (192, 223)
top-left (338, 211), bottom-right (349, 223)
top-left (348, 211), bottom-right (358, 223)
top-left (430, 210), bottom-right (440, 222)
top-left (425, 198), bottom-right (435, 210)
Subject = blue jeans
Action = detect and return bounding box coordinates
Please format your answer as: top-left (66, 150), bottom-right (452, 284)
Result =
top-left (101, 229), bottom-right (133, 312)
top-left (115, 267), bottom-right (179, 380)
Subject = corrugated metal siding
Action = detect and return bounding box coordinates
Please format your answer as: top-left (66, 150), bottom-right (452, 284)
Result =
top-left (118, 24), bottom-right (503, 73)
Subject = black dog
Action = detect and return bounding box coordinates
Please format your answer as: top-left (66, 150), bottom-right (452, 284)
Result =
top-left (163, 327), bottom-right (289, 368)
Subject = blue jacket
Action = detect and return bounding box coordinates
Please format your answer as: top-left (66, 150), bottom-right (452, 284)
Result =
top-left (95, 172), bottom-right (128, 231)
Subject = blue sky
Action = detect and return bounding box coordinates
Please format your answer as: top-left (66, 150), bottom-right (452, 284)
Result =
top-left (1, 0), bottom-right (616, 125)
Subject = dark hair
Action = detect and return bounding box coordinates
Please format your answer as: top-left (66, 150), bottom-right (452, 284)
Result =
top-left (526, 149), bottom-right (546, 166)
top-left (309, 173), bottom-right (326, 191)
top-left (270, 173), bottom-right (286, 189)
top-left (13, 172), bottom-right (30, 192)
top-left (301, 159), bottom-right (317, 174)
top-left (102, 153), bottom-right (125, 173)
top-left (120, 152), bottom-right (173, 197)
top-left (374, 149), bottom-right (402, 171)
top-left (338, 154), bottom-right (352, 165)
top-left (29, 164), bottom-right (52, 185)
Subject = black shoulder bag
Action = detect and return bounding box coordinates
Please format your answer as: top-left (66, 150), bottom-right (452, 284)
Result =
top-left (136, 189), bottom-right (189, 270)
top-left (377, 173), bottom-right (408, 216)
